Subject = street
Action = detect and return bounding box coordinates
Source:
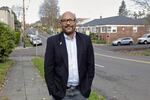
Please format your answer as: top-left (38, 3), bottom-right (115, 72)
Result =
top-left (1, 0), bottom-right (150, 99)
top-left (93, 46), bottom-right (150, 100)
top-left (10, 31), bottom-right (150, 100)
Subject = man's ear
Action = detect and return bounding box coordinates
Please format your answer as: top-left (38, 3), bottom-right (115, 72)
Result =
top-left (57, 23), bottom-right (62, 32)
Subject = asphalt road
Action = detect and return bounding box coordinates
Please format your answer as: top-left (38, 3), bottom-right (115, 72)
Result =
top-left (93, 46), bottom-right (150, 100)
top-left (10, 29), bottom-right (150, 100)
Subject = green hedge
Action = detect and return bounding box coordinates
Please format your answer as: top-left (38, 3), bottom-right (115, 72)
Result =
top-left (0, 22), bottom-right (16, 62)
top-left (90, 33), bottom-right (106, 44)
top-left (14, 31), bottom-right (21, 45)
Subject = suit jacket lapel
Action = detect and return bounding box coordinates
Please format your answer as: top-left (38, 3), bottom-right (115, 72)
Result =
top-left (59, 33), bottom-right (68, 69)
top-left (76, 33), bottom-right (82, 70)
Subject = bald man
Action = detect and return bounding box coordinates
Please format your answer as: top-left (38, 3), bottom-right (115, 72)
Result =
top-left (44, 11), bottom-right (95, 100)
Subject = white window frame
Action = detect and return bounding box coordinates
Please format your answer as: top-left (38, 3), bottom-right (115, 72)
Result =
top-left (91, 26), bottom-right (97, 33)
top-left (101, 27), bottom-right (106, 33)
top-left (96, 26), bottom-right (100, 33)
top-left (111, 26), bottom-right (117, 33)
top-left (133, 26), bottom-right (138, 33)
top-left (107, 27), bottom-right (111, 33)
top-left (101, 26), bottom-right (117, 33)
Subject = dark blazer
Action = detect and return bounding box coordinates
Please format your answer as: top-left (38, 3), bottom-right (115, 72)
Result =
top-left (44, 32), bottom-right (95, 100)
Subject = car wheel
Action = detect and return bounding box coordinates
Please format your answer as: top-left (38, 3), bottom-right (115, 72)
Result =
top-left (129, 42), bottom-right (133, 45)
top-left (117, 42), bottom-right (121, 46)
top-left (144, 41), bottom-right (147, 44)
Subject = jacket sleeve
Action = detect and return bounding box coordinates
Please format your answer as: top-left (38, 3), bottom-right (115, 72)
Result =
top-left (44, 37), bottom-right (55, 95)
top-left (87, 36), bottom-right (95, 87)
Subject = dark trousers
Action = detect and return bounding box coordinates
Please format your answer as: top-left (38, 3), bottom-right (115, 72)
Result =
top-left (52, 89), bottom-right (87, 100)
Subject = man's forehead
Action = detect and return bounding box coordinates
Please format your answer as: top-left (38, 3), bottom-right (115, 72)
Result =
top-left (61, 12), bottom-right (76, 19)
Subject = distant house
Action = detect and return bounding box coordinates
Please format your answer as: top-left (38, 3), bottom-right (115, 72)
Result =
top-left (0, 6), bottom-right (15, 29)
top-left (77, 16), bottom-right (147, 43)
top-left (76, 18), bottom-right (94, 35)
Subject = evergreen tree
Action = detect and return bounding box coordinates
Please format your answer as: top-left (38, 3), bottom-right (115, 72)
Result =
top-left (118, 0), bottom-right (128, 16)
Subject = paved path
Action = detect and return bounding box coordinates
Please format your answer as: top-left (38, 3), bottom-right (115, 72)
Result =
top-left (0, 56), bottom-right (52, 100)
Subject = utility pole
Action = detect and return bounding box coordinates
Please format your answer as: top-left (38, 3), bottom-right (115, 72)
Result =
top-left (22, 0), bottom-right (26, 48)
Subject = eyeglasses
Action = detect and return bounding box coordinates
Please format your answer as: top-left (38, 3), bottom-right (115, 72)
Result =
top-left (60, 19), bottom-right (76, 24)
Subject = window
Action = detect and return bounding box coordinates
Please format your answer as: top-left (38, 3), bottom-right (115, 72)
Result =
top-left (96, 27), bottom-right (101, 33)
top-left (101, 27), bottom-right (106, 33)
top-left (101, 26), bottom-right (117, 33)
top-left (133, 26), bottom-right (137, 33)
top-left (111, 26), bottom-right (117, 33)
top-left (146, 27), bottom-right (150, 32)
top-left (107, 27), bottom-right (111, 33)
top-left (91, 27), bottom-right (97, 33)
top-left (89, 27), bottom-right (92, 33)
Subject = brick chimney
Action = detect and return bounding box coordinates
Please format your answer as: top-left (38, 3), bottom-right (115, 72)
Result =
top-left (100, 16), bottom-right (102, 19)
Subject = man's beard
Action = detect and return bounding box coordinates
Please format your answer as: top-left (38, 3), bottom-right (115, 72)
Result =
top-left (63, 26), bottom-right (75, 35)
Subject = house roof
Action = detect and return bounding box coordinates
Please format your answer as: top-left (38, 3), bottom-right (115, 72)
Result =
top-left (77, 18), bottom-right (94, 25)
top-left (0, 6), bottom-right (11, 13)
top-left (83, 16), bottom-right (145, 27)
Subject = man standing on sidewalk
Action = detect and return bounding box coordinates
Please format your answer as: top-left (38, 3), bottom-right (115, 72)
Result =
top-left (44, 11), bottom-right (95, 100)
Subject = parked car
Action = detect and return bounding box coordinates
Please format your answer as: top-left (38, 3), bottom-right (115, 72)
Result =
top-left (112, 37), bottom-right (134, 46)
top-left (29, 34), bottom-right (37, 42)
top-left (30, 36), bottom-right (42, 46)
top-left (27, 30), bottom-right (36, 38)
top-left (137, 33), bottom-right (150, 44)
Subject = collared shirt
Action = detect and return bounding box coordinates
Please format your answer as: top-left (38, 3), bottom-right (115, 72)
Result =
top-left (64, 33), bottom-right (79, 87)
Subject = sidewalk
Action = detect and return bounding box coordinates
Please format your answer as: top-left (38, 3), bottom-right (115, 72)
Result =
top-left (0, 56), bottom-right (52, 100)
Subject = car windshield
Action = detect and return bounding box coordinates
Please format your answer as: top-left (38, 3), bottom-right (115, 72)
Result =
top-left (33, 37), bottom-right (40, 40)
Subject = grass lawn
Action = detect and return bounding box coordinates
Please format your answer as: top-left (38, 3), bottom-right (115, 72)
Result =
top-left (0, 60), bottom-right (14, 88)
top-left (128, 49), bottom-right (150, 56)
top-left (24, 35), bottom-right (33, 47)
top-left (32, 57), bottom-right (106, 100)
top-left (31, 57), bottom-right (44, 78)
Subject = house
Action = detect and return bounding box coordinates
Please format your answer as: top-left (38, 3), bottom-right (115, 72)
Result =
top-left (76, 18), bottom-right (94, 35)
top-left (0, 6), bottom-right (15, 29)
top-left (77, 16), bottom-right (146, 43)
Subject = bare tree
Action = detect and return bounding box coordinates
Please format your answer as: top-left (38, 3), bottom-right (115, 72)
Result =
top-left (131, 0), bottom-right (150, 31)
top-left (129, 10), bottom-right (145, 19)
top-left (131, 0), bottom-right (150, 11)
top-left (39, 0), bottom-right (59, 33)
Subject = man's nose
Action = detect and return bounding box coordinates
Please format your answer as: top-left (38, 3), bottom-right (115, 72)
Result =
top-left (66, 20), bottom-right (71, 24)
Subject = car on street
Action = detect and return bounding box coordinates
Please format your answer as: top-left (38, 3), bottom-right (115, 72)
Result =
top-left (30, 36), bottom-right (42, 46)
top-left (27, 32), bottom-right (32, 37)
top-left (112, 37), bottom-right (134, 46)
top-left (29, 34), bottom-right (38, 42)
top-left (137, 33), bottom-right (150, 44)
top-left (27, 30), bottom-right (36, 37)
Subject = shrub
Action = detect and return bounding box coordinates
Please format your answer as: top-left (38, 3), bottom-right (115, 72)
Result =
top-left (14, 31), bottom-right (21, 45)
top-left (90, 33), bottom-right (106, 44)
top-left (0, 22), bottom-right (15, 62)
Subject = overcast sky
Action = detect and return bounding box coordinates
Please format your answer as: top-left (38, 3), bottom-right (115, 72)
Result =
top-left (0, 0), bottom-right (138, 24)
